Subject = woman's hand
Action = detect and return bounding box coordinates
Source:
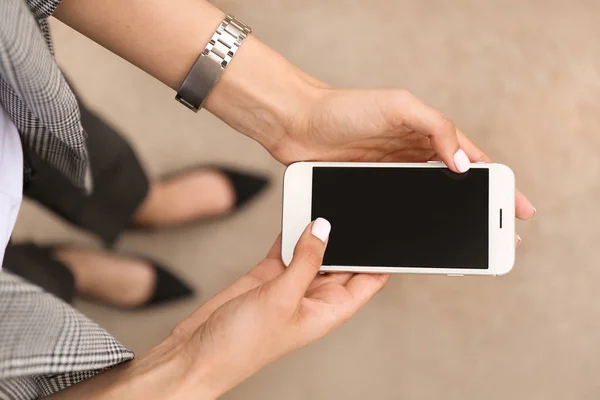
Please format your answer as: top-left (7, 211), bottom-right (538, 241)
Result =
top-left (205, 38), bottom-right (535, 220)
top-left (277, 88), bottom-right (469, 172)
top-left (270, 87), bottom-right (536, 220)
top-left (171, 218), bottom-right (388, 398)
top-left (51, 219), bottom-right (386, 400)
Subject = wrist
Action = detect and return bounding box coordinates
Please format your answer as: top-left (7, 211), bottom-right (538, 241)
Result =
top-left (115, 336), bottom-right (218, 400)
top-left (203, 35), bottom-right (328, 154)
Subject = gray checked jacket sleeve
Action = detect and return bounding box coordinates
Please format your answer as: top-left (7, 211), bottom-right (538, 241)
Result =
top-left (0, 273), bottom-right (134, 399)
top-left (24, 0), bottom-right (63, 19)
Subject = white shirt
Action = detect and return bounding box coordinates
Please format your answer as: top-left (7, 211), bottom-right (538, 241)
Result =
top-left (0, 106), bottom-right (23, 270)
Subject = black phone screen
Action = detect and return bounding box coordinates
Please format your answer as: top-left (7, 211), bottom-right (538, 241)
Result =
top-left (311, 167), bottom-right (489, 269)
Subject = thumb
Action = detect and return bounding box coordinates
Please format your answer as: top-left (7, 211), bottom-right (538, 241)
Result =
top-left (274, 218), bottom-right (331, 299)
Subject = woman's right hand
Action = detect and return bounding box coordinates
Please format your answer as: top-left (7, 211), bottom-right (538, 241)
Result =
top-left (171, 218), bottom-right (389, 399)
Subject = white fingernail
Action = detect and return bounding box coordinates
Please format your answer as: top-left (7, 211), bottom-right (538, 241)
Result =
top-left (311, 218), bottom-right (331, 243)
top-left (516, 234), bottom-right (522, 246)
top-left (453, 149), bottom-right (470, 173)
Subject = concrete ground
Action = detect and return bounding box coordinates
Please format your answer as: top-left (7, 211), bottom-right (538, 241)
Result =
top-left (13, 0), bottom-right (600, 398)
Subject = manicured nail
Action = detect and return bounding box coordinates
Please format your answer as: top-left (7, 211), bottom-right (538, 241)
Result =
top-left (311, 218), bottom-right (331, 243)
top-left (453, 149), bottom-right (470, 173)
top-left (516, 234), bottom-right (521, 246)
top-left (532, 207), bottom-right (537, 216)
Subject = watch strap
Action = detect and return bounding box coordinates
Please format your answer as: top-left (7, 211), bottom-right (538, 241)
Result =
top-left (175, 15), bottom-right (251, 112)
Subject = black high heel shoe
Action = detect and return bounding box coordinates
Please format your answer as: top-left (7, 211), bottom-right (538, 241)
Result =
top-left (129, 166), bottom-right (269, 231)
top-left (3, 243), bottom-right (194, 309)
top-left (219, 167), bottom-right (270, 209)
top-left (143, 258), bottom-right (195, 308)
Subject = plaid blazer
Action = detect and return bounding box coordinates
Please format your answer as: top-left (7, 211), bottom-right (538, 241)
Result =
top-left (1, 1), bottom-right (133, 398)
top-left (0, 0), bottom-right (91, 193)
top-left (0, 273), bottom-right (134, 399)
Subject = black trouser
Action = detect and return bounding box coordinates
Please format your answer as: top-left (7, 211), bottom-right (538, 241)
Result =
top-left (4, 97), bottom-right (150, 303)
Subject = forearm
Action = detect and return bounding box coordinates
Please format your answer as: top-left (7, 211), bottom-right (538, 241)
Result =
top-left (54, 0), bottom-right (324, 150)
top-left (45, 269), bottom-right (277, 400)
top-left (47, 336), bottom-right (216, 400)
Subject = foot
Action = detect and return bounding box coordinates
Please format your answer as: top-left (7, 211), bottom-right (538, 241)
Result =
top-left (53, 248), bottom-right (158, 309)
top-left (133, 169), bottom-right (237, 229)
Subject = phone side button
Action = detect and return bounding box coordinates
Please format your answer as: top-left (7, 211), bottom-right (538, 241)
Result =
top-left (447, 273), bottom-right (464, 277)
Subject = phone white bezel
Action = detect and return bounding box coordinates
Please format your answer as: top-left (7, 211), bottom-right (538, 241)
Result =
top-left (281, 162), bottom-right (515, 276)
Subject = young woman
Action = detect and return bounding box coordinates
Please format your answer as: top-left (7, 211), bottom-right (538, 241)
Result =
top-left (0, 0), bottom-right (536, 398)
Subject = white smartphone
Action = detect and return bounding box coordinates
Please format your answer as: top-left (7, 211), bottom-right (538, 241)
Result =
top-left (282, 162), bottom-right (516, 276)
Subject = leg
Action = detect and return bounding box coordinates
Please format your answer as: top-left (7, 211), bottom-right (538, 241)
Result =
top-left (4, 242), bottom-right (193, 309)
top-left (14, 95), bottom-right (193, 308)
top-left (133, 169), bottom-right (235, 229)
top-left (24, 101), bottom-right (150, 247)
top-left (25, 97), bottom-right (267, 242)
top-left (14, 84), bottom-right (265, 308)
top-left (133, 167), bottom-right (269, 229)
top-left (3, 242), bottom-right (76, 303)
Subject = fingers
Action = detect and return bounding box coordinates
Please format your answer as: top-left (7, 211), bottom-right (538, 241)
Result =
top-left (456, 129), bottom-right (537, 220)
top-left (391, 91), bottom-right (469, 173)
top-left (344, 273), bottom-right (390, 312)
top-left (266, 235), bottom-right (283, 260)
top-left (274, 218), bottom-right (331, 299)
top-left (455, 129), bottom-right (491, 163)
top-left (308, 272), bottom-right (355, 293)
top-left (515, 190), bottom-right (536, 220)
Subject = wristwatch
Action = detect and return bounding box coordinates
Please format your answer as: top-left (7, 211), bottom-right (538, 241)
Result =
top-left (175, 15), bottom-right (252, 112)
